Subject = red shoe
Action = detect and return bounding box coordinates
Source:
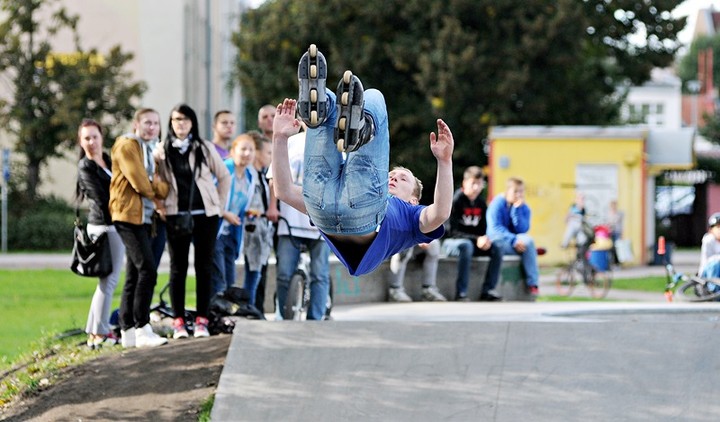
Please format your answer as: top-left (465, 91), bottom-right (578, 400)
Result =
top-left (528, 286), bottom-right (540, 296)
top-left (194, 316), bottom-right (210, 338)
top-left (172, 317), bottom-right (188, 339)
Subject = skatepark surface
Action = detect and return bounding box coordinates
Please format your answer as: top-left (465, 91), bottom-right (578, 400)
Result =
top-left (211, 251), bottom-right (720, 422)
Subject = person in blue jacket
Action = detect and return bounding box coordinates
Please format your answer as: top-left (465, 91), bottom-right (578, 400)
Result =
top-left (271, 44), bottom-right (454, 277)
top-left (211, 133), bottom-right (256, 297)
top-left (486, 177), bottom-right (540, 296)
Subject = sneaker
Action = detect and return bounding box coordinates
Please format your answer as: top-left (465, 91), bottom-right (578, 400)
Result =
top-left (172, 317), bottom-right (189, 339)
top-left (334, 70), bottom-right (374, 153)
top-left (86, 335), bottom-right (101, 350)
top-left (135, 324), bottom-right (168, 348)
top-left (194, 316), bottom-right (210, 338)
top-left (120, 327), bottom-right (136, 349)
top-left (456, 293), bottom-right (470, 302)
top-left (421, 286), bottom-right (447, 302)
top-left (388, 287), bottom-right (412, 303)
top-left (87, 333), bottom-right (118, 349)
top-left (297, 44), bottom-right (328, 128)
top-left (479, 292), bottom-right (503, 302)
top-left (528, 285), bottom-right (540, 296)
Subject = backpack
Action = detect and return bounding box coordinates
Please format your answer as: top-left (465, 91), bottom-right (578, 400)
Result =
top-left (208, 286), bottom-right (266, 335)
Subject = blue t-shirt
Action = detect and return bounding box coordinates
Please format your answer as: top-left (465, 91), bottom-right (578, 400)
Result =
top-left (321, 196), bottom-right (445, 276)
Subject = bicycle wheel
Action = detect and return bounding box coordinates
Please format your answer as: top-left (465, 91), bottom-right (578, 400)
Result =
top-left (587, 270), bottom-right (612, 299)
top-left (676, 280), bottom-right (720, 302)
top-left (555, 264), bottom-right (578, 296)
top-left (282, 272), bottom-right (307, 320)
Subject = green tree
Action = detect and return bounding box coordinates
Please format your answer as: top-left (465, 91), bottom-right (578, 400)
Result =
top-left (0, 0), bottom-right (146, 199)
top-left (677, 34), bottom-right (720, 94)
top-left (679, 34), bottom-right (720, 182)
top-left (233, 0), bottom-right (685, 197)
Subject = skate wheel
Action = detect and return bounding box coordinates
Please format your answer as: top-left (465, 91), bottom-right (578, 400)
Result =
top-left (341, 92), bottom-right (349, 105)
top-left (309, 44), bottom-right (317, 58)
top-left (338, 117), bottom-right (346, 130)
top-left (311, 111), bottom-right (318, 125)
top-left (336, 139), bottom-right (345, 152)
top-left (343, 70), bottom-right (352, 84)
top-left (310, 64), bottom-right (317, 79)
top-left (310, 89), bottom-right (317, 103)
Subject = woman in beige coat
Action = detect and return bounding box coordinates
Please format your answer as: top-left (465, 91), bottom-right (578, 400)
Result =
top-left (154, 104), bottom-right (230, 339)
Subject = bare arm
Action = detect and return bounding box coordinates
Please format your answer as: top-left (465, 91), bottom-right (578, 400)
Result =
top-left (271, 99), bottom-right (306, 214)
top-left (265, 184), bottom-right (279, 223)
top-left (419, 119), bottom-right (454, 233)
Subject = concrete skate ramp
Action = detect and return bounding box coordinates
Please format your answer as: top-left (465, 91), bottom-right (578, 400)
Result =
top-left (212, 303), bottom-right (720, 421)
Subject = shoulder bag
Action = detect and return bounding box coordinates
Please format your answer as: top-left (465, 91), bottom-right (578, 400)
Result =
top-left (168, 153), bottom-right (200, 236)
top-left (70, 207), bottom-right (113, 278)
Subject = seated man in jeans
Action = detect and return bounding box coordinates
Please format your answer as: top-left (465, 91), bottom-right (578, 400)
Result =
top-left (487, 177), bottom-right (540, 296)
top-left (271, 44), bottom-right (454, 277)
top-left (388, 239), bottom-right (447, 302)
top-left (443, 166), bottom-right (503, 301)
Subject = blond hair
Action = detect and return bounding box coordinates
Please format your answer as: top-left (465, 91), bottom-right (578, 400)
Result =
top-left (392, 166), bottom-right (423, 201)
top-left (231, 133), bottom-right (256, 150)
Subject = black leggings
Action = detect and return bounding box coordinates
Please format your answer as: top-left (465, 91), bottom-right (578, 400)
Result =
top-left (166, 214), bottom-right (219, 319)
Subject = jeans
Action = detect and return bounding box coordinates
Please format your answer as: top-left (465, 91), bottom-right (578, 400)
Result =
top-left (211, 232), bottom-right (238, 296)
top-left (389, 240), bottom-right (440, 289)
top-left (85, 225), bottom-right (126, 335)
top-left (151, 218), bottom-right (166, 269)
top-left (254, 265), bottom-right (268, 313)
top-left (303, 89), bottom-right (389, 235)
top-left (114, 222), bottom-right (157, 330)
top-left (167, 214), bottom-right (219, 319)
top-left (443, 238), bottom-right (503, 296)
top-left (243, 261), bottom-right (262, 306)
top-left (701, 260), bottom-right (720, 278)
top-left (495, 234), bottom-right (539, 287)
top-left (275, 235), bottom-right (330, 320)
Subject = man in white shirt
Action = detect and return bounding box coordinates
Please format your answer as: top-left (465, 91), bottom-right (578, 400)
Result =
top-left (267, 130), bottom-right (331, 320)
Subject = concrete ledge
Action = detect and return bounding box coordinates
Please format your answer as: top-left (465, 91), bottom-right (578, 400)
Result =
top-left (251, 255), bottom-right (533, 311)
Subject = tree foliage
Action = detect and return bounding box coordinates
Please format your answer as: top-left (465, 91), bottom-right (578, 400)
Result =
top-left (232, 0), bottom-right (685, 199)
top-left (679, 33), bottom-right (720, 176)
top-left (677, 34), bottom-right (720, 94)
top-left (0, 0), bottom-right (146, 199)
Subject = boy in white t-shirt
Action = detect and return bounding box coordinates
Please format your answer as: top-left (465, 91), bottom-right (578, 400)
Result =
top-left (699, 212), bottom-right (720, 278)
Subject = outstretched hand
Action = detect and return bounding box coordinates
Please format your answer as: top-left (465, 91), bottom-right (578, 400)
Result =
top-left (429, 119), bottom-right (454, 162)
top-left (273, 99), bottom-right (302, 139)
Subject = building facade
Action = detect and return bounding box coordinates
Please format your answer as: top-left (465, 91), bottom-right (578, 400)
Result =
top-left (0, 0), bottom-right (250, 203)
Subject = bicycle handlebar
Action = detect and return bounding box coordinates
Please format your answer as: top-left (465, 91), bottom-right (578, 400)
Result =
top-left (275, 216), bottom-right (318, 251)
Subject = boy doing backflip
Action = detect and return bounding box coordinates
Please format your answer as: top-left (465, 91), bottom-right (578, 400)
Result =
top-left (272, 44), bottom-right (454, 276)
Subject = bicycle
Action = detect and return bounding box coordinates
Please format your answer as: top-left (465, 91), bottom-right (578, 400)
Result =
top-left (276, 216), bottom-right (334, 321)
top-left (659, 236), bottom-right (720, 302)
top-left (555, 221), bottom-right (612, 299)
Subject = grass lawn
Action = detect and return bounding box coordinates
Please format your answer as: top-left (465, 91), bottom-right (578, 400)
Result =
top-left (0, 269), bottom-right (195, 369)
top-left (611, 275), bottom-right (667, 292)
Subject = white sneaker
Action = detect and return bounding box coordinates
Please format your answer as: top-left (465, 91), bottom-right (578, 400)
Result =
top-left (121, 328), bottom-right (136, 349)
top-left (193, 317), bottom-right (210, 338)
top-left (388, 287), bottom-right (412, 303)
top-left (421, 286), bottom-right (447, 302)
top-left (135, 324), bottom-right (168, 348)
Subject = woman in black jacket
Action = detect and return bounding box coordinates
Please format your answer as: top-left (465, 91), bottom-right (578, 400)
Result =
top-left (76, 119), bottom-right (126, 348)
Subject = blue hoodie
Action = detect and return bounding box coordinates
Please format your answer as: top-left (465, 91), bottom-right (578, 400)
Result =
top-left (217, 158), bottom-right (255, 258)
